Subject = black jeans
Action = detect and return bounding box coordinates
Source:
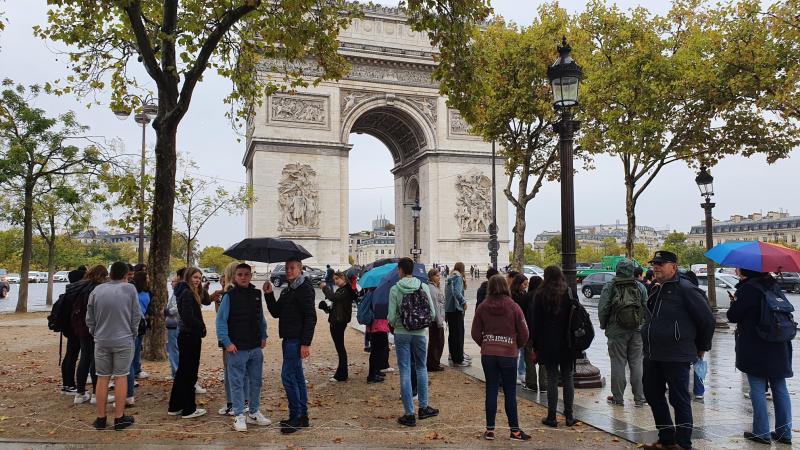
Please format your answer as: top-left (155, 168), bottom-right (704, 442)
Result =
top-left (368, 332), bottom-right (389, 379)
top-left (643, 359), bottom-right (693, 450)
top-left (545, 360), bottom-right (575, 420)
top-left (61, 334), bottom-right (80, 388)
top-left (330, 322), bottom-right (348, 380)
top-left (169, 332), bottom-right (201, 415)
top-left (76, 335), bottom-right (96, 395)
top-left (482, 355), bottom-right (520, 431)
top-left (446, 311), bottom-right (465, 363)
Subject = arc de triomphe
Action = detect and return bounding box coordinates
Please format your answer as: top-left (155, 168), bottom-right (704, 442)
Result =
top-left (243, 5), bottom-right (509, 268)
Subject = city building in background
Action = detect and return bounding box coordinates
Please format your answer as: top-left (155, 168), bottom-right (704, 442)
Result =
top-left (533, 223), bottom-right (670, 252)
top-left (349, 214), bottom-right (396, 265)
top-left (75, 228), bottom-right (150, 246)
top-left (687, 210), bottom-right (799, 246)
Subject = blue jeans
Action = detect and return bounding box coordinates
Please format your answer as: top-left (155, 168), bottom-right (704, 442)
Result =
top-left (517, 348), bottom-right (526, 379)
top-left (747, 374), bottom-right (792, 441)
top-left (166, 328), bottom-right (179, 377)
top-left (395, 333), bottom-right (429, 416)
top-left (281, 339), bottom-right (308, 419)
top-left (127, 334), bottom-right (143, 397)
top-left (227, 347), bottom-right (263, 416)
top-left (482, 355), bottom-right (519, 431)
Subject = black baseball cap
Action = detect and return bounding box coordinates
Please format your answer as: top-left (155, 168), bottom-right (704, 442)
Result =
top-left (649, 250), bottom-right (678, 264)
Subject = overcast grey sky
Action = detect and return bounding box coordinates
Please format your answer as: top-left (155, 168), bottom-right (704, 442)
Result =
top-left (1, 1), bottom-right (797, 251)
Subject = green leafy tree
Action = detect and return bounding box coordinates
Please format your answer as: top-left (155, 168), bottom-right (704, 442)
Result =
top-left (576, 0), bottom-right (799, 257)
top-left (100, 144), bottom-right (154, 238)
top-left (197, 246), bottom-right (236, 274)
top-left (0, 80), bottom-right (106, 312)
top-left (36, 0), bottom-right (362, 359)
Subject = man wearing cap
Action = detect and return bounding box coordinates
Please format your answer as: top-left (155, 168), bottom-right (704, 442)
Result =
top-left (641, 251), bottom-right (715, 450)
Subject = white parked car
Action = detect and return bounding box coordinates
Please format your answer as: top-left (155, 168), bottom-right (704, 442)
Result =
top-left (53, 271), bottom-right (70, 282)
top-left (28, 271), bottom-right (48, 283)
top-left (696, 273), bottom-right (739, 310)
top-left (523, 265), bottom-right (545, 279)
top-left (7, 273), bottom-right (20, 283)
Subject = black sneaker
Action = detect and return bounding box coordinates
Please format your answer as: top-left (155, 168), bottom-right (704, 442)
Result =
top-left (510, 430), bottom-right (532, 441)
top-left (61, 386), bottom-right (78, 395)
top-left (300, 415), bottom-right (310, 427)
top-left (541, 417), bottom-right (558, 428)
top-left (364, 346), bottom-right (371, 353)
top-left (113, 415), bottom-right (134, 431)
top-left (367, 376), bottom-right (384, 384)
top-left (92, 417), bottom-right (107, 430)
top-left (565, 417), bottom-right (578, 427)
top-left (280, 417), bottom-right (302, 434)
top-left (771, 431), bottom-right (792, 445)
top-left (744, 432), bottom-right (771, 445)
top-left (418, 406), bottom-right (439, 420)
top-left (397, 414), bottom-right (416, 427)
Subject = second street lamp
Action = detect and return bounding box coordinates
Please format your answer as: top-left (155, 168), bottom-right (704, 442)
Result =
top-left (113, 94), bottom-right (158, 266)
top-left (547, 36), bottom-right (602, 389)
top-left (411, 201), bottom-right (422, 262)
top-left (695, 166), bottom-right (729, 328)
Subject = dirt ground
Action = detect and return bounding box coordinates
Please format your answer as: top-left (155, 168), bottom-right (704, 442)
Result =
top-left (0, 311), bottom-right (631, 448)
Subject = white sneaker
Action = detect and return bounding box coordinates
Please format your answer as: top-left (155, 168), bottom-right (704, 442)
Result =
top-left (233, 414), bottom-right (247, 432)
top-left (218, 405), bottom-right (233, 416)
top-left (136, 371), bottom-right (150, 380)
top-left (90, 394), bottom-right (115, 405)
top-left (380, 367), bottom-right (395, 373)
top-left (73, 392), bottom-right (91, 404)
top-left (194, 383), bottom-right (207, 394)
top-left (181, 408), bottom-right (207, 419)
top-left (165, 375), bottom-right (173, 381)
top-left (246, 411), bottom-right (272, 426)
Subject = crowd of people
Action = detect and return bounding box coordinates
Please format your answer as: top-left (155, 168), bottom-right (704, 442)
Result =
top-left (51, 251), bottom-right (793, 447)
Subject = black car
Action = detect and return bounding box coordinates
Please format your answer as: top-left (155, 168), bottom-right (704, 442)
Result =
top-left (581, 272), bottom-right (615, 299)
top-left (270, 264), bottom-right (324, 288)
top-left (775, 272), bottom-right (800, 294)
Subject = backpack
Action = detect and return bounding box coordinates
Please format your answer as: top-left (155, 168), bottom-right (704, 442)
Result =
top-left (566, 290), bottom-right (595, 355)
top-left (611, 278), bottom-right (644, 330)
top-left (356, 290), bottom-right (375, 326)
top-left (754, 283), bottom-right (797, 343)
top-left (399, 287), bottom-right (432, 331)
top-left (48, 293), bottom-right (72, 333)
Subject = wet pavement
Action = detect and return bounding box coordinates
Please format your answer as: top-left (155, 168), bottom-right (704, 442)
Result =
top-left (353, 279), bottom-right (800, 449)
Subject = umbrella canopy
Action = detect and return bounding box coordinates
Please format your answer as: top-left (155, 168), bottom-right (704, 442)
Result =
top-left (344, 265), bottom-right (362, 280)
top-left (371, 263), bottom-right (428, 319)
top-left (223, 238), bottom-right (312, 263)
top-left (359, 263), bottom-right (398, 289)
top-left (704, 241), bottom-right (800, 273)
top-left (362, 257), bottom-right (399, 273)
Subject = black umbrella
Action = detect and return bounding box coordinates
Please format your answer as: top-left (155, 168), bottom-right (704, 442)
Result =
top-left (344, 265), bottom-right (362, 280)
top-left (363, 257), bottom-right (399, 272)
top-left (223, 238), bottom-right (312, 263)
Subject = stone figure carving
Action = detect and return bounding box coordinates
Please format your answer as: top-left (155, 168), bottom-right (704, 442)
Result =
top-left (455, 171), bottom-right (492, 233)
top-left (341, 90), bottom-right (374, 114)
top-left (271, 96), bottom-right (326, 124)
top-left (277, 163), bottom-right (320, 232)
top-left (449, 109), bottom-right (472, 135)
top-left (260, 58), bottom-right (437, 88)
top-left (406, 96), bottom-right (437, 124)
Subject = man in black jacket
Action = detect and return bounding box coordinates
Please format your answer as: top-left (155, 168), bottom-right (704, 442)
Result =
top-left (263, 259), bottom-right (317, 434)
top-left (641, 251), bottom-right (715, 450)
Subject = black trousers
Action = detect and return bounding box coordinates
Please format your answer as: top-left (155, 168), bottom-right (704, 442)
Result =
top-left (169, 332), bottom-right (201, 415)
top-left (427, 322), bottom-right (445, 369)
top-left (368, 332), bottom-right (389, 379)
top-left (330, 322), bottom-right (348, 380)
top-left (446, 311), bottom-right (465, 363)
top-left (61, 334), bottom-right (81, 388)
top-left (76, 335), bottom-right (96, 394)
top-left (643, 359), bottom-right (693, 450)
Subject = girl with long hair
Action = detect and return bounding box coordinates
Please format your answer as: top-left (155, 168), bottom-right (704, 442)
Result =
top-left (426, 268), bottom-right (446, 371)
top-left (71, 265), bottom-right (108, 405)
top-left (319, 271), bottom-right (357, 381)
top-left (125, 271), bottom-right (151, 406)
top-left (532, 266), bottom-right (577, 427)
top-left (168, 267), bottom-right (212, 419)
top-left (444, 262), bottom-right (470, 366)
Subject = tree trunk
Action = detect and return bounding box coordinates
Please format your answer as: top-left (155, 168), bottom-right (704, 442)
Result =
top-left (186, 238), bottom-right (193, 268)
top-left (46, 237), bottom-right (56, 306)
top-left (511, 205), bottom-right (527, 271)
top-left (143, 124), bottom-right (178, 361)
top-left (16, 184), bottom-right (34, 313)
top-left (625, 179), bottom-right (636, 257)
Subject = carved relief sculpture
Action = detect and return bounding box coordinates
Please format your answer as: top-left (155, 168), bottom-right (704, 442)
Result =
top-left (406, 96), bottom-right (437, 124)
top-left (271, 96), bottom-right (327, 124)
top-left (455, 170), bottom-right (492, 233)
top-left (449, 109), bottom-right (472, 135)
top-left (278, 163), bottom-right (320, 232)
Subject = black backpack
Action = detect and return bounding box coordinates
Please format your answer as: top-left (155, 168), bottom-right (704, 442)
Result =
top-left (47, 293), bottom-right (72, 333)
top-left (754, 283), bottom-right (797, 343)
top-left (399, 287), bottom-right (432, 331)
top-left (566, 290), bottom-right (595, 356)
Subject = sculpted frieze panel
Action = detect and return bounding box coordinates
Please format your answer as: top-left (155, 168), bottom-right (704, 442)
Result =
top-left (455, 170), bottom-right (492, 234)
top-left (278, 163), bottom-right (320, 232)
top-left (448, 109), bottom-right (472, 136)
top-left (259, 58), bottom-right (437, 88)
top-left (270, 95), bottom-right (328, 126)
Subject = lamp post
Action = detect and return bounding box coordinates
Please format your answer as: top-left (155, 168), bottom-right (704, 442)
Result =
top-left (547, 37), bottom-right (602, 388)
top-left (695, 166), bottom-right (729, 328)
top-left (411, 201), bottom-right (422, 262)
top-left (113, 94), bottom-right (158, 265)
top-left (488, 140), bottom-right (499, 270)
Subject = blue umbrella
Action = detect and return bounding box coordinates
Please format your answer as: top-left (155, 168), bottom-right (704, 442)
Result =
top-left (359, 263), bottom-right (398, 289)
top-left (371, 263), bottom-right (428, 320)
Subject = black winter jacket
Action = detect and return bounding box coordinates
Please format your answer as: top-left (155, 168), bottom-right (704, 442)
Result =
top-left (641, 274), bottom-right (715, 363)
top-left (476, 281), bottom-right (488, 307)
top-left (265, 277), bottom-right (317, 346)
top-left (178, 286), bottom-right (212, 337)
top-left (532, 291), bottom-right (574, 365)
top-left (727, 276), bottom-right (793, 378)
top-left (320, 284), bottom-right (356, 324)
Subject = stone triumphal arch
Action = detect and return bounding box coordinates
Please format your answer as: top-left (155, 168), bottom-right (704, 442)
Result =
top-left (243, 5), bottom-right (509, 268)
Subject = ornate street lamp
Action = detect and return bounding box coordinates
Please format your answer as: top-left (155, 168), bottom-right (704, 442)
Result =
top-left (411, 201), bottom-right (422, 262)
top-left (695, 166), bottom-right (728, 328)
top-left (547, 37), bottom-right (601, 388)
top-left (488, 140), bottom-right (499, 270)
top-left (113, 94), bottom-right (158, 265)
